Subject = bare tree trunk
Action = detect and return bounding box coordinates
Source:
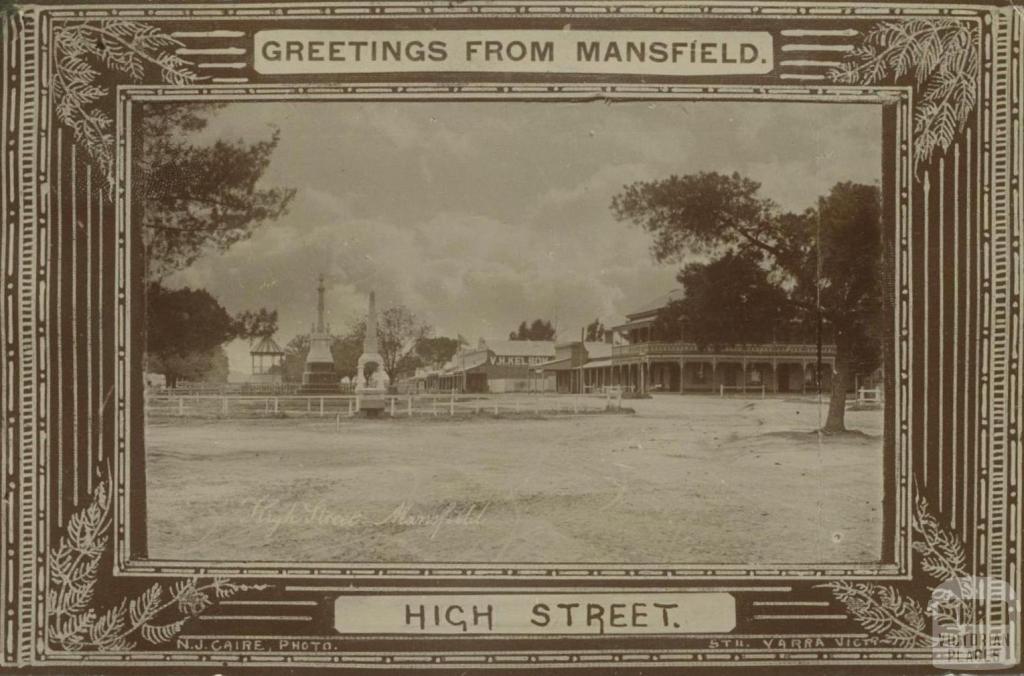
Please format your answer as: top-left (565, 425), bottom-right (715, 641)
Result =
top-left (823, 353), bottom-right (849, 433)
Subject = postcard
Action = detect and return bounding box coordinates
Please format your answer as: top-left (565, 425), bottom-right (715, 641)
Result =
top-left (0, 0), bottom-right (1020, 672)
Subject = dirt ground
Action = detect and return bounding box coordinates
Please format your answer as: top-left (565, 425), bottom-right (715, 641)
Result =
top-left (145, 394), bottom-right (883, 564)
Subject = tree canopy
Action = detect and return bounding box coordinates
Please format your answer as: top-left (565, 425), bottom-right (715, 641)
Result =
top-left (140, 104), bottom-right (292, 385)
top-left (373, 305), bottom-right (432, 383)
top-left (509, 319), bottom-right (556, 341)
top-left (415, 336), bottom-right (461, 370)
top-left (234, 308), bottom-right (279, 341)
top-left (585, 319), bottom-right (607, 342)
top-left (613, 173), bottom-right (885, 432)
top-left (145, 283), bottom-right (280, 385)
top-left (656, 251), bottom-right (794, 349)
top-left (137, 103), bottom-right (297, 281)
top-left (145, 283), bottom-right (235, 386)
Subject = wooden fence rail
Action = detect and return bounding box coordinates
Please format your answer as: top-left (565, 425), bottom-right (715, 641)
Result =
top-left (145, 391), bottom-right (625, 420)
top-left (718, 384), bottom-right (767, 398)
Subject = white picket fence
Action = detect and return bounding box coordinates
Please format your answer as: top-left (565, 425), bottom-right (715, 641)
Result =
top-left (718, 383), bottom-right (767, 398)
top-left (856, 387), bottom-right (883, 404)
top-left (145, 391), bottom-right (624, 420)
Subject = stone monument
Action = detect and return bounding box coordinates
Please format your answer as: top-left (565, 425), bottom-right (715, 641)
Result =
top-left (355, 290), bottom-right (387, 416)
top-left (299, 275), bottom-right (339, 394)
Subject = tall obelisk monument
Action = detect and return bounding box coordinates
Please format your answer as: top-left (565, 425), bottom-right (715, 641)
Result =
top-left (299, 275), bottom-right (339, 393)
top-left (356, 290), bottom-right (387, 415)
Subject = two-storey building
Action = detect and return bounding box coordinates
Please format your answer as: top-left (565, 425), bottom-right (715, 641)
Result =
top-left (605, 289), bottom-right (837, 394)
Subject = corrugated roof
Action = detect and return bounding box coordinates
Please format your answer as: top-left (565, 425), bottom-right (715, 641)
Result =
top-left (626, 288), bottom-right (686, 319)
top-left (482, 340), bottom-right (556, 357)
top-left (250, 335), bottom-right (284, 355)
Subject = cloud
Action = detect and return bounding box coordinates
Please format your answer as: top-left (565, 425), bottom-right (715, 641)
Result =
top-left (160, 99), bottom-right (881, 373)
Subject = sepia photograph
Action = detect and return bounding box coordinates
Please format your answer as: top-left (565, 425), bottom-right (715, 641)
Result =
top-left (139, 99), bottom-right (889, 565)
top-left (3, 0), bottom-right (1021, 671)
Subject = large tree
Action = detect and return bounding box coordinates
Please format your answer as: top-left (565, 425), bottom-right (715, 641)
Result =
top-left (659, 251), bottom-right (794, 348)
top-left (145, 283), bottom-right (276, 385)
top-left (612, 173), bottom-right (883, 433)
top-left (139, 104), bottom-right (294, 383)
top-left (373, 306), bottom-right (432, 384)
top-left (137, 103), bottom-right (297, 281)
top-left (145, 284), bottom-right (235, 387)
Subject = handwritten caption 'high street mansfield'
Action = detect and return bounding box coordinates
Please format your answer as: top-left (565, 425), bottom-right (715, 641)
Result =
top-left (254, 30), bottom-right (773, 76)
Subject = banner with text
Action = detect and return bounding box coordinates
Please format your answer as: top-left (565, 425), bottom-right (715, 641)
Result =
top-left (334, 592), bottom-right (736, 635)
top-left (254, 30), bottom-right (774, 76)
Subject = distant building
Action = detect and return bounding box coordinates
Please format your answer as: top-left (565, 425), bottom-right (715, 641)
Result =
top-left (418, 339), bottom-right (556, 393)
top-left (537, 341), bottom-right (612, 393)
top-left (409, 287), bottom-right (871, 396)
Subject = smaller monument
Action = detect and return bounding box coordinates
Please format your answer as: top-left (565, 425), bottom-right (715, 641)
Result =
top-left (355, 290), bottom-right (387, 416)
top-left (299, 275), bottom-right (339, 394)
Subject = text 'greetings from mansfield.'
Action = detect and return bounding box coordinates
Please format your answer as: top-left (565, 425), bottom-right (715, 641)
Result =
top-left (254, 30), bottom-right (774, 76)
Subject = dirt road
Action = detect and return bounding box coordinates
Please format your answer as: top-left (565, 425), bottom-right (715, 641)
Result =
top-left (146, 394), bottom-right (883, 564)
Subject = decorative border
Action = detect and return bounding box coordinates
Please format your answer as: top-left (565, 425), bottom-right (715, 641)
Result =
top-left (47, 476), bottom-right (269, 652)
top-left (2, 0), bottom-right (1019, 670)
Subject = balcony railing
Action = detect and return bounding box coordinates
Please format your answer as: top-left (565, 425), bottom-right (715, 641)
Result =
top-left (611, 341), bottom-right (837, 358)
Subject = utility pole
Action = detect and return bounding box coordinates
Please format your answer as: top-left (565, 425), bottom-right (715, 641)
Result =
top-left (815, 196), bottom-right (824, 396)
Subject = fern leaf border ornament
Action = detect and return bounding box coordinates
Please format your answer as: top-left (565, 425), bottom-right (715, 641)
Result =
top-left (819, 486), bottom-right (980, 649)
top-left (828, 18), bottom-right (980, 170)
top-left (46, 479), bottom-right (271, 652)
top-left (52, 20), bottom-right (203, 190)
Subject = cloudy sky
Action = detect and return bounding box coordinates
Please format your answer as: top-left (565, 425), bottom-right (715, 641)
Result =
top-left (160, 100), bottom-right (881, 374)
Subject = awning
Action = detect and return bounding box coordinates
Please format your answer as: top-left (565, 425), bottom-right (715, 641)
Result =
top-left (535, 358), bottom-right (573, 371)
top-left (583, 358), bottom-right (612, 370)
